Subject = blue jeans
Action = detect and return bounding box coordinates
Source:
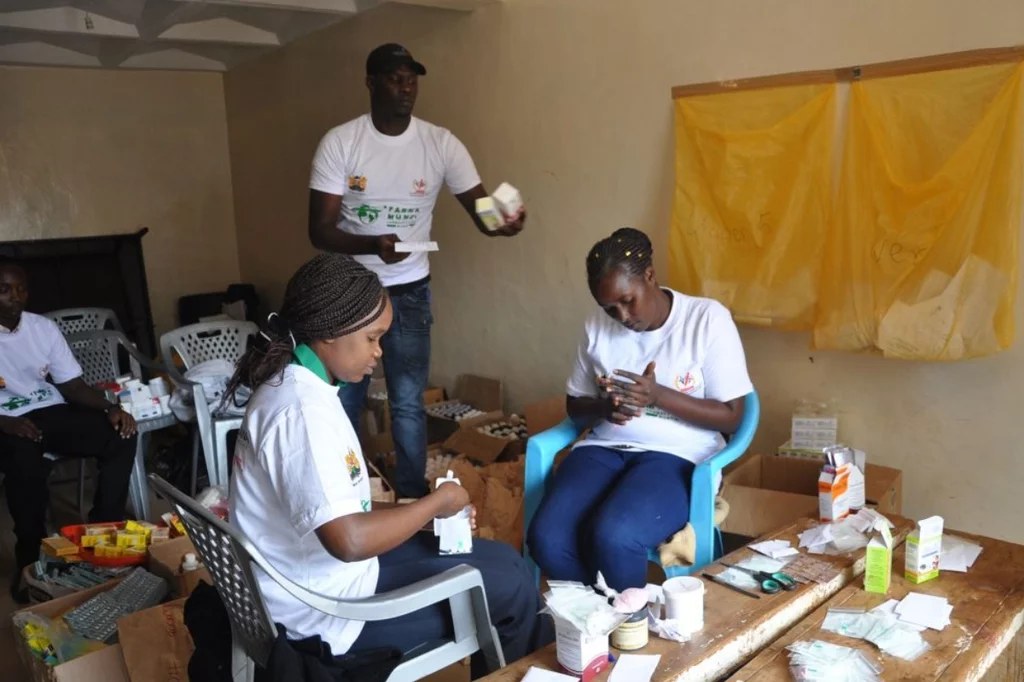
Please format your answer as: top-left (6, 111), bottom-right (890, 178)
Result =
top-left (341, 282), bottom-right (432, 499)
top-left (350, 534), bottom-right (553, 678)
top-left (526, 445), bottom-right (696, 591)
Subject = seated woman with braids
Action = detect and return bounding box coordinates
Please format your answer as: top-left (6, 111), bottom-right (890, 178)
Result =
top-left (228, 254), bottom-right (550, 677)
top-left (527, 228), bottom-right (753, 592)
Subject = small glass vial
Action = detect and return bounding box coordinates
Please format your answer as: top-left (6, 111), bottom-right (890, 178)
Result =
top-left (611, 607), bottom-right (649, 651)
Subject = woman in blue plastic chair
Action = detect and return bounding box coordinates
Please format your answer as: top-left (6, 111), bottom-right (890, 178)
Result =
top-left (526, 228), bottom-right (753, 592)
top-left (227, 254), bottom-right (550, 678)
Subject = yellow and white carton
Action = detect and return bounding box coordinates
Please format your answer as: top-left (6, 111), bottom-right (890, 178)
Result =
top-left (905, 516), bottom-right (944, 584)
top-left (864, 520), bottom-right (894, 594)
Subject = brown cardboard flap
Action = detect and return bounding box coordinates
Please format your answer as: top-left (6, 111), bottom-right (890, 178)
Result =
top-left (148, 536), bottom-right (211, 597)
top-left (423, 387), bottom-right (446, 406)
top-left (723, 454), bottom-right (763, 488)
top-left (761, 455), bottom-right (823, 494)
top-left (454, 374), bottom-right (503, 413)
top-left (52, 644), bottom-right (129, 682)
top-left (444, 414), bottom-right (517, 465)
top-left (720, 484), bottom-right (818, 537)
top-left (524, 396), bottom-right (568, 437)
top-left (118, 599), bottom-right (194, 682)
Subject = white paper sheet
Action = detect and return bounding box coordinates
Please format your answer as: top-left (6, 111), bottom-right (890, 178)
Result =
top-left (394, 241), bottom-right (439, 252)
top-left (521, 668), bottom-right (578, 682)
top-left (798, 524), bottom-right (834, 549)
top-left (941, 535), bottom-right (983, 572)
top-left (750, 539), bottom-right (800, 559)
top-left (608, 654), bottom-right (661, 682)
top-left (896, 593), bottom-right (953, 631)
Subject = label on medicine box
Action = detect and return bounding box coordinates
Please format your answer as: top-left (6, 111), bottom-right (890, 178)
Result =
top-left (864, 525), bottom-right (893, 594)
top-left (553, 617), bottom-right (610, 682)
top-left (818, 465), bottom-right (851, 522)
top-left (475, 197), bottom-right (505, 231)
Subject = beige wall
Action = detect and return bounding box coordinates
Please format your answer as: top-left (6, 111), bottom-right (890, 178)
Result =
top-left (0, 66), bottom-right (240, 335)
top-left (225, 0), bottom-right (1024, 543)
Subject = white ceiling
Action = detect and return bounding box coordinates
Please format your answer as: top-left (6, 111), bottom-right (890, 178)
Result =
top-left (0, 0), bottom-right (487, 72)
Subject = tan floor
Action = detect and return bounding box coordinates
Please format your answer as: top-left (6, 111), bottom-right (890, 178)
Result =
top-left (0, 462), bottom-right (468, 682)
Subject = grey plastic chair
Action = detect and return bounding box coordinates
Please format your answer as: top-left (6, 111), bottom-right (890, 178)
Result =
top-left (159, 321), bottom-right (257, 492)
top-left (148, 474), bottom-right (505, 682)
top-left (64, 330), bottom-right (178, 521)
top-left (40, 308), bottom-right (120, 518)
top-left (44, 307), bottom-right (122, 335)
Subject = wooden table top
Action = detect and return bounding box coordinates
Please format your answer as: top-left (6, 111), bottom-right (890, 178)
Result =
top-left (480, 515), bottom-right (915, 682)
top-left (726, 529), bottom-right (1024, 682)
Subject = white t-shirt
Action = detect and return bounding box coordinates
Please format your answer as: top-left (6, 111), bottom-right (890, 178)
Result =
top-left (0, 312), bottom-right (82, 417)
top-left (566, 289), bottom-right (753, 464)
top-left (230, 363), bottom-right (378, 654)
top-left (309, 114), bottom-right (482, 287)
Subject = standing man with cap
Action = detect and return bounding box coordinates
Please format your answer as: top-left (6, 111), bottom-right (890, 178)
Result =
top-left (308, 43), bottom-right (525, 499)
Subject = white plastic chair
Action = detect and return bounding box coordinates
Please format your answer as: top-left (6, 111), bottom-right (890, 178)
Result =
top-left (160, 321), bottom-right (258, 491)
top-left (65, 330), bottom-right (177, 521)
top-left (44, 308), bottom-right (122, 335)
top-left (148, 474), bottom-right (505, 682)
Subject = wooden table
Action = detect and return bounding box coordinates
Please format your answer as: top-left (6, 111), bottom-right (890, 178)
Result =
top-left (727, 530), bottom-right (1024, 682)
top-left (481, 516), bottom-right (914, 682)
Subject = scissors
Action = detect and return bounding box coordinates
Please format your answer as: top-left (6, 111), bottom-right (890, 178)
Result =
top-left (721, 563), bottom-right (799, 594)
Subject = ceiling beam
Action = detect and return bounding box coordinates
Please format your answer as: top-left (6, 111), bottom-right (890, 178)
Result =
top-left (170, 0), bottom-right (360, 15)
top-left (385, 0), bottom-right (495, 10)
top-left (0, 7), bottom-right (138, 38)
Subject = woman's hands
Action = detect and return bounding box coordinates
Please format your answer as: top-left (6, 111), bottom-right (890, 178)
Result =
top-left (597, 361), bottom-right (661, 424)
top-left (434, 482), bottom-right (477, 530)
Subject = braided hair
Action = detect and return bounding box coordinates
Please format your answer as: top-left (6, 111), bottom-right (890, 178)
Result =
top-left (227, 254), bottom-right (386, 401)
top-left (586, 227), bottom-right (653, 286)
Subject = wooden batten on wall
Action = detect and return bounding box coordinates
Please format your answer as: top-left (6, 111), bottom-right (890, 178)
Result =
top-left (672, 44), bottom-right (1024, 98)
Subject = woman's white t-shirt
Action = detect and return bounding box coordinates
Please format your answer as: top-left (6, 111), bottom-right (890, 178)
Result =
top-left (230, 364), bottom-right (377, 654)
top-left (566, 289), bottom-right (753, 464)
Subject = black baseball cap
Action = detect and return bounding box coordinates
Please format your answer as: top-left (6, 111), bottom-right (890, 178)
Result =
top-left (366, 43), bottom-right (427, 76)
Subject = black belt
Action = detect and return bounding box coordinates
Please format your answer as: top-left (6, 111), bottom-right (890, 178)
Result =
top-left (386, 275), bottom-right (430, 297)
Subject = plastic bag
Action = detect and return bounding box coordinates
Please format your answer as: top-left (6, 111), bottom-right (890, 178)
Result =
top-left (13, 612), bottom-right (104, 665)
top-left (669, 83), bottom-right (835, 329)
top-left (814, 62), bottom-right (1024, 359)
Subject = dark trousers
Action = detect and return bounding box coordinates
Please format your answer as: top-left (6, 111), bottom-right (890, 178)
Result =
top-left (340, 282), bottom-right (433, 499)
top-left (527, 445), bottom-right (696, 591)
top-left (0, 404), bottom-right (137, 570)
top-left (349, 535), bottom-right (553, 679)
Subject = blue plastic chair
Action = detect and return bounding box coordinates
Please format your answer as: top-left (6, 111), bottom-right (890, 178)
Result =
top-left (523, 390), bottom-right (760, 585)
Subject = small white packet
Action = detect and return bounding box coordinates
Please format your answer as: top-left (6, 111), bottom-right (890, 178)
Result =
top-left (435, 470), bottom-right (473, 555)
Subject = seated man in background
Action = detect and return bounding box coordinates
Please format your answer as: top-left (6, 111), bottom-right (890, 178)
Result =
top-left (0, 259), bottom-right (137, 602)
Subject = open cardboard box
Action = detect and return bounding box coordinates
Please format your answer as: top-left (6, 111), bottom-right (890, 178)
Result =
top-left (148, 536), bottom-right (213, 598)
top-left (117, 598), bottom-right (193, 682)
top-left (720, 453), bottom-right (903, 538)
top-left (443, 396), bottom-right (568, 465)
top-left (427, 374), bottom-right (504, 444)
top-left (12, 579), bottom-right (130, 682)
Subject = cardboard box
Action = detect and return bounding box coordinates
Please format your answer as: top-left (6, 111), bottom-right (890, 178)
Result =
top-left (148, 536), bottom-right (213, 598)
top-left (553, 617), bottom-right (610, 682)
top-left (443, 397), bottom-right (568, 465)
top-left (905, 516), bottom-right (944, 584)
top-left (12, 580), bottom-right (130, 682)
top-left (427, 374), bottom-right (503, 444)
top-left (864, 524), bottom-right (894, 594)
top-left (117, 599), bottom-right (194, 682)
top-left (721, 454), bottom-right (903, 538)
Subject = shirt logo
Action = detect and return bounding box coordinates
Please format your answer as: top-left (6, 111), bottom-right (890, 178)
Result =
top-left (345, 450), bottom-right (363, 482)
top-left (348, 175), bottom-right (367, 192)
top-left (0, 376), bottom-right (5, 388)
top-left (361, 499), bottom-right (371, 512)
top-left (356, 204), bottom-right (382, 225)
top-left (1, 396), bottom-right (31, 412)
top-left (411, 179), bottom-right (427, 196)
top-left (675, 372), bottom-right (698, 394)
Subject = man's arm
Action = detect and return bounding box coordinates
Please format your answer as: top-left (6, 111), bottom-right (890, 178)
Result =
top-left (454, 184), bottom-right (525, 237)
top-left (308, 190), bottom-right (409, 263)
top-left (56, 378), bottom-right (136, 437)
